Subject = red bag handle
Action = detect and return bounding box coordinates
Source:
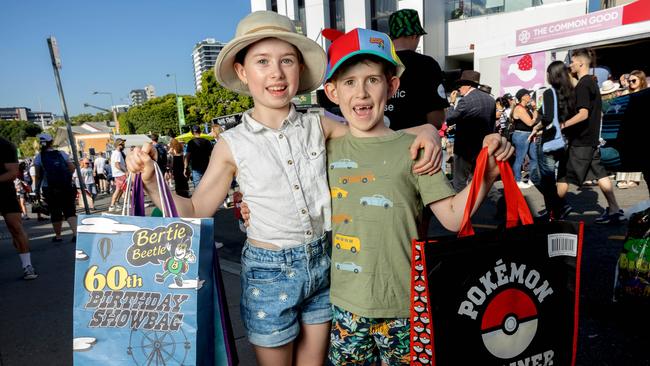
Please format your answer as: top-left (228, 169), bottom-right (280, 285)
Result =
top-left (458, 147), bottom-right (533, 237)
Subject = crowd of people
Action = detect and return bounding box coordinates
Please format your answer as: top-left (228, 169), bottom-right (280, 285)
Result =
top-left (481, 51), bottom-right (648, 222)
top-left (0, 123), bottom-right (219, 281)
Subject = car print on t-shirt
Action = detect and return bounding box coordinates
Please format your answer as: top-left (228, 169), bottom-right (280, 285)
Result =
top-left (332, 214), bottom-right (352, 224)
top-left (360, 194), bottom-right (393, 208)
top-left (334, 234), bottom-right (361, 253)
top-left (338, 173), bottom-right (375, 184)
top-left (329, 159), bottom-right (359, 170)
top-left (335, 262), bottom-right (362, 273)
top-left (331, 186), bottom-right (348, 199)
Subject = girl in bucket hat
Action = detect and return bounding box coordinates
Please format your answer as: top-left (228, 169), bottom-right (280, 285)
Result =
top-left (127, 11), bottom-right (440, 364)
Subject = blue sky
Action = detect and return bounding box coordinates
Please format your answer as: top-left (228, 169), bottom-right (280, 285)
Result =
top-left (0, 0), bottom-right (251, 116)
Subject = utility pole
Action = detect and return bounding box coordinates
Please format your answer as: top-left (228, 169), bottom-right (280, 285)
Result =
top-left (37, 97), bottom-right (46, 130)
top-left (166, 73), bottom-right (184, 134)
top-left (46, 36), bottom-right (90, 214)
top-left (93, 91), bottom-right (120, 133)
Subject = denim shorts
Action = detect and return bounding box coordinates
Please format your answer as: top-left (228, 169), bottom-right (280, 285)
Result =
top-left (240, 235), bottom-right (332, 347)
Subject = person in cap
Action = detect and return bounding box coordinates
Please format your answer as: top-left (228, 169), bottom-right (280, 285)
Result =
top-left (386, 8), bottom-right (449, 238)
top-left (34, 133), bottom-right (78, 242)
top-left (183, 125), bottom-right (213, 188)
top-left (126, 11), bottom-right (441, 364)
top-left (385, 8), bottom-right (448, 130)
top-left (0, 136), bottom-right (37, 280)
top-left (511, 88), bottom-right (539, 189)
top-left (560, 48), bottom-right (623, 224)
top-left (321, 27), bottom-right (514, 365)
top-left (447, 70), bottom-right (496, 192)
top-left (109, 138), bottom-right (127, 212)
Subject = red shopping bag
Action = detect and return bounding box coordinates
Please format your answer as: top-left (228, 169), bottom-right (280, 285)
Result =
top-left (410, 148), bottom-right (583, 366)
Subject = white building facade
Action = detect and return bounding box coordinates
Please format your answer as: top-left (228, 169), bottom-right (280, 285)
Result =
top-left (144, 85), bottom-right (156, 100)
top-left (192, 38), bottom-right (225, 92)
top-left (129, 89), bottom-right (147, 106)
top-left (250, 0), bottom-right (650, 97)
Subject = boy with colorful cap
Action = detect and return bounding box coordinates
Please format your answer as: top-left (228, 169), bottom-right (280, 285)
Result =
top-left (322, 28), bottom-right (514, 364)
top-left (127, 11), bottom-right (441, 365)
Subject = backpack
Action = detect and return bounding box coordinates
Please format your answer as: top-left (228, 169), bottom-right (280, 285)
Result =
top-left (154, 143), bottom-right (168, 170)
top-left (41, 150), bottom-right (72, 189)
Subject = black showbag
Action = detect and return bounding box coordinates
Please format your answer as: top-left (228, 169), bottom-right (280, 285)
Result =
top-left (410, 148), bottom-right (583, 366)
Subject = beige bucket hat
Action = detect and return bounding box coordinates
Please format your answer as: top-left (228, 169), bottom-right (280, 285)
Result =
top-left (214, 11), bottom-right (326, 95)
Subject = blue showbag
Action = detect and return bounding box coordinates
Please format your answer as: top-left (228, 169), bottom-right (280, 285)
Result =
top-left (72, 168), bottom-right (236, 365)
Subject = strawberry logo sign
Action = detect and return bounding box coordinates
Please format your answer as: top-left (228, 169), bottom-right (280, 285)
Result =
top-left (518, 55), bottom-right (533, 71)
top-left (507, 54), bottom-right (537, 82)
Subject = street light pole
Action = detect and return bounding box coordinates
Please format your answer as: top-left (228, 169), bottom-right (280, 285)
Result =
top-left (93, 91), bottom-right (120, 133)
top-left (47, 36), bottom-right (90, 214)
top-left (166, 73), bottom-right (182, 134)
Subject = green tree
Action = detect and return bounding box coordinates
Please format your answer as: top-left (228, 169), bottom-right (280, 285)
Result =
top-left (119, 94), bottom-right (187, 135)
top-left (195, 71), bottom-right (253, 123)
top-left (46, 120), bottom-right (67, 137)
top-left (71, 112), bottom-right (112, 124)
top-left (19, 137), bottom-right (40, 158)
top-left (0, 120), bottom-right (42, 146)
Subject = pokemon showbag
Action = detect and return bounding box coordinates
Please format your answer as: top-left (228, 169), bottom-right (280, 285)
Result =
top-left (410, 148), bottom-right (583, 366)
top-left (73, 167), bottom-right (237, 365)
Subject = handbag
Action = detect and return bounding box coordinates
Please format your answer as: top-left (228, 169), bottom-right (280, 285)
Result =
top-left (410, 148), bottom-right (583, 366)
top-left (31, 198), bottom-right (49, 216)
top-left (542, 88), bottom-right (566, 153)
top-left (613, 207), bottom-right (650, 303)
top-left (72, 165), bottom-right (237, 365)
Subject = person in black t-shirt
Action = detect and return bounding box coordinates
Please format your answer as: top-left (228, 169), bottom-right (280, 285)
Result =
top-left (184, 125), bottom-right (213, 189)
top-left (558, 48), bottom-right (623, 224)
top-left (386, 8), bottom-right (448, 237)
top-left (385, 9), bottom-right (448, 131)
top-left (0, 137), bottom-right (37, 280)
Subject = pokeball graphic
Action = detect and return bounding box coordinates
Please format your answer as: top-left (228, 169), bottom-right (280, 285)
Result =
top-left (480, 288), bottom-right (538, 359)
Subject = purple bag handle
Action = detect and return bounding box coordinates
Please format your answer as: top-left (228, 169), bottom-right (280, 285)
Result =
top-left (129, 164), bottom-right (178, 217)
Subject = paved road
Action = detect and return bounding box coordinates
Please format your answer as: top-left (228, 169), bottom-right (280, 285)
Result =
top-left (1, 180), bottom-right (648, 365)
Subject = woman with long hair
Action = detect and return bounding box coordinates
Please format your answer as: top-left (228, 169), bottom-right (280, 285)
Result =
top-left (627, 70), bottom-right (647, 93)
top-left (616, 69), bottom-right (647, 188)
top-left (168, 133), bottom-right (189, 198)
top-left (530, 61), bottom-right (575, 220)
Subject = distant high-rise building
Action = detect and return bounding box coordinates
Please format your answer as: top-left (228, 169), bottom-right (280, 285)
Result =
top-left (129, 89), bottom-right (147, 106)
top-left (144, 85), bottom-right (156, 100)
top-left (192, 38), bottom-right (225, 92)
top-left (0, 107), bottom-right (55, 125)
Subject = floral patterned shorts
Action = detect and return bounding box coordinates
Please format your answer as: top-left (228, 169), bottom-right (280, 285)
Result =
top-left (328, 305), bottom-right (410, 365)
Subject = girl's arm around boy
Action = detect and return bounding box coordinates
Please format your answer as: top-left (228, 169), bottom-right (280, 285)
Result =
top-left (320, 115), bottom-right (442, 175)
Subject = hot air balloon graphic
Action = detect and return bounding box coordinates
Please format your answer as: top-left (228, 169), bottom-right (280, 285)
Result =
top-left (98, 238), bottom-right (113, 262)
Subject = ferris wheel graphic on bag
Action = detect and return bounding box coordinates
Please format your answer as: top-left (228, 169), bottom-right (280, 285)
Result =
top-left (127, 328), bottom-right (190, 366)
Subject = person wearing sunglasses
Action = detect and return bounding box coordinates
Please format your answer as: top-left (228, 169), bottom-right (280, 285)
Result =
top-left (615, 70), bottom-right (647, 189)
top-left (627, 70), bottom-right (647, 93)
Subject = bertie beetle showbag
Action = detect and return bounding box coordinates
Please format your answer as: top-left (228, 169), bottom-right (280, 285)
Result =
top-left (73, 170), bottom-right (236, 365)
top-left (410, 149), bottom-right (583, 366)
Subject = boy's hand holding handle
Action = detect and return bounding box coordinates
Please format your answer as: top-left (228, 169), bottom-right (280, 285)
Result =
top-left (482, 133), bottom-right (514, 180)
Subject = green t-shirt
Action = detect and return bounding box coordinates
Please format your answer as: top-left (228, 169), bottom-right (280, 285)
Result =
top-left (327, 131), bottom-right (455, 318)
